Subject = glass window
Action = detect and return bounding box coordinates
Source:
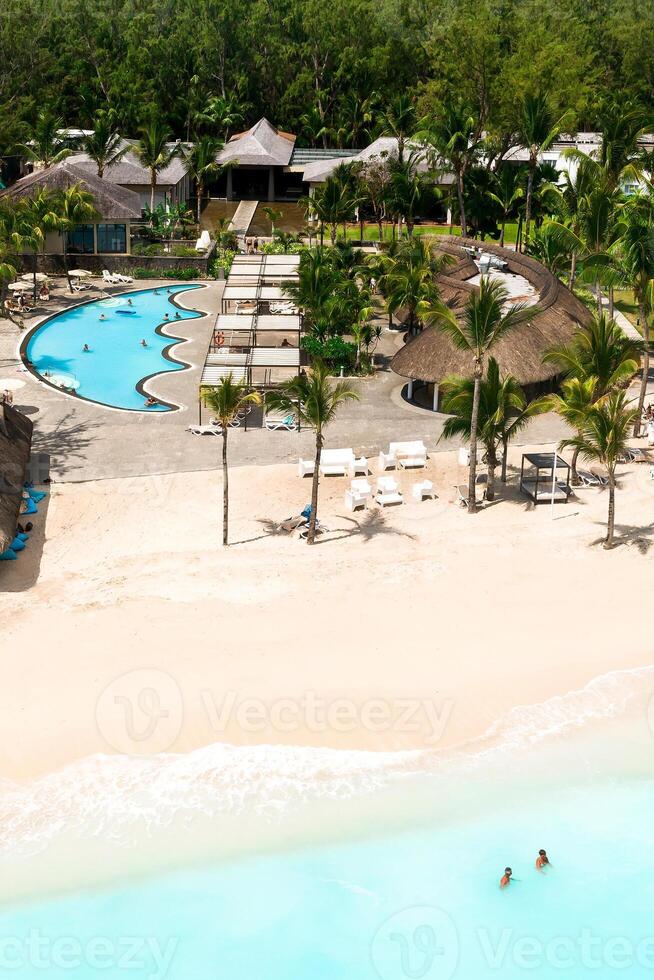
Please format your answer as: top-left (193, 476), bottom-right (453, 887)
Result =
top-left (97, 224), bottom-right (127, 254)
top-left (67, 224), bottom-right (94, 254)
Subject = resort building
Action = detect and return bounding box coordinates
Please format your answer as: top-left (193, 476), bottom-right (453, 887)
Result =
top-left (66, 140), bottom-right (190, 210)
top-left (0, 161), bottom-right (142, 256)
top-left (391, 237), bottom-right (592, 411)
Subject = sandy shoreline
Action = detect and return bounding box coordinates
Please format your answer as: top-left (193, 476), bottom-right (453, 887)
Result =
top-left (1, 446), bottom-right (653, 782)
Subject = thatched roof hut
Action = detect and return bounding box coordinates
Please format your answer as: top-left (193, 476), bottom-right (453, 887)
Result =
top-left (0, 403), bottom-right (33, 554)
top-left (0, 161), bottom-right (142, 220)
top-left (391, 236), bottom-right (591, 388)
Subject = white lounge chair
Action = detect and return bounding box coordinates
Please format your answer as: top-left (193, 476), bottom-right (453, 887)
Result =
top-left (298, 458), bottom-right (315, 477)
top-left (102, 269), bottom-right (120, 285)
top-left (348, 456), bottom-right (368, 477)
top-left (577, 469), bottom-right (602, 487)
top-left (412, 479), bottom-right (436, 502)
top-left (195, 230), bottom-right (211, 252)
top-left (265, 414), bottom-right (297, 431)
top-left (378, 450), bottom-right (397, 471)
top-left (345, 478), bottom-right (372, 511)
top-left (390, 440), bottom-right (427, 468)
top-left (375, 476), bottom-right (403, 506)
top-left (319, 448), bottom-right (356, 476)
top-left (187, 424), bottom-right (222, 435)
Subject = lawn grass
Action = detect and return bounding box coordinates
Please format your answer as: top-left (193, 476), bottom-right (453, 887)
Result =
top-left (339, 221), bottom-right (519, 245)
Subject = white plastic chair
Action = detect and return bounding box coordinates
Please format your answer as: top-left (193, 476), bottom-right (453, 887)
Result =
top-left (345, 478), bottom-right (372, 511)
top-left (375, 476), bottom-right (403, 506)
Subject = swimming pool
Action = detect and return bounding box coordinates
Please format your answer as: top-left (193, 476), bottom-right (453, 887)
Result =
top-left (23, 285), bottom-right (205, 412)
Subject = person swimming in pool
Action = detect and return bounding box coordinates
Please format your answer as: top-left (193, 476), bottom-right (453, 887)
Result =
top-left (99, 313), bottom-right (106, 320)
top-left (500, 868), bottom-right (512, 889)
top-left (140, 339), bottom-right (148, 347)
top-left (174, 311), bottom-right (181, 319)
top-left (127, 298), bottom-right (133, 306)
top-left (144, 396), bottom-right (159, 407)
top-left (153, 289), bottom-right (160, 295)
top-left (536, 850), bottom-right (550, 871)
top-left (82, 344), bottom-right (90, 352)
top-left (163, 313), bottom-right (170, 320)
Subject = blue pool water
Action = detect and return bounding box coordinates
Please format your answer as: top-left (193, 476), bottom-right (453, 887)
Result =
top-left (24, 285), bottom-right (204, 412)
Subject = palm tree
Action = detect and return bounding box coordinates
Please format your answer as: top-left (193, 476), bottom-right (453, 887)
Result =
top-left (612, 200), bottom-right (654, 435)
top-left (15, 111), bottom-right (72, 169)
top-left (378, 95), bottom-right (416, 163)
top-left (180, 135), bottom-right (226, 224)
top-left (0, 242), bottom-right (17, 322)
top-left (425, 277), bottom-right (526, 512)
top-left (518, 92), bottom-right (572, 249)
top-left (526, 220), bottom-right (572, 276)
top-left (82, 112), bottom-right (127, 178)
top-left (196, 93), bottom-right (247, 139)
top-left (263, 206), bottom-right (283, 235)
top-left (56, 185), bottom-right (99, 291)
top-left (10, 193), bottom-right (59, 300)
top-left (560, 391), bottom-right (637, 549)
top-left (417, 103), bottom-right (479, 238)
top-left (134, 120), bottom-right (177, 215)
top-left (488, 166), bottom-right (523, 247)
top-left (201, 377), bottom-right (261, 546)
top-left (266, 361), bottom-right (359, 544)
top-left (387, 151), bottom-right (433, 237)
top-left (542, 376), bottom-right (597, 485)
top-left (378, 237), bottom-right (451, 336)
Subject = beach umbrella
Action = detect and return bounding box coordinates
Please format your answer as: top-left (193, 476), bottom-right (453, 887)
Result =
top-left (68, 269), bottom-right (92, 278)
top-left (0, 378), bottom-right (26, 393)
top-left (21, 272), bottom-right (49, 283)
top-left (6, 282), bottom-right (30, 291)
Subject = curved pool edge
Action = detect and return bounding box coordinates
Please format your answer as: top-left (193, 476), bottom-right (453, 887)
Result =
top-left (20, 283), bottom-right (209, 415)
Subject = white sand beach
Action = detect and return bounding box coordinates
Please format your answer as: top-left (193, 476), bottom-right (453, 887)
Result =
top-left (1, 446), bottom-right (652, 785)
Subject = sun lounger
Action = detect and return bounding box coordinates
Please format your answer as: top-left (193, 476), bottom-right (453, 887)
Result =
top-left (298, 458), bottom-right (314, 477)
top-left (187, 424), bottom-right (222, 435)
top-left (277, 515), bottom-right (308, 533)
top-left (114, 272), bottom-right (133, 283)
top-left (389, 441), bottom-right (427, 468)
top-left (345, 478), bottom-right (372, 511)
top-left (298, 519), bottom-right (329, 539)
top-left (589, 467), bottom-right (609, 486)
top-left (375, 476), bottom-right (403, 506)
top-left (265, 414), bottom-right (297, 431)
top-left (577, 469), bottom-right (603, 487)
top-left (102, 269), bottom-right (120, 284)
top-left (455, 484), bottom-right (483, 508)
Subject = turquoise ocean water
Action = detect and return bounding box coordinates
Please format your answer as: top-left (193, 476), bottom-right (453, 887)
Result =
top-left (1, 669), bottom-right (653, 979)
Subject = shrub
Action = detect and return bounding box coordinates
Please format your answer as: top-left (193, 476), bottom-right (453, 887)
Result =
top-left (132, 266), bottom-right (201, 281)
top-left (301, 335), bottom-right (356, 372)
top-left (131, 243), bottom-right (164, 256)
top-left (170, 244), bottom-right (198, 258)
top-left (209, 248), bottom-right (236, 277)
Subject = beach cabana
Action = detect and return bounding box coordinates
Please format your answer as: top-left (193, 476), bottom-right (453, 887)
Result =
top-left (520, 452), bottom-right (572, 504)
top-left (0, 403), bottom-right (33, 554)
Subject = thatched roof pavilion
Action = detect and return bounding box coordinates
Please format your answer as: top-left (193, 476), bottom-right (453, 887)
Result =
top-left (0, 403), bottom-right (33, 554)
top-left (391, 237), bottom-right (591, 393)
top-left (0, 161), bottom-right (142, 220)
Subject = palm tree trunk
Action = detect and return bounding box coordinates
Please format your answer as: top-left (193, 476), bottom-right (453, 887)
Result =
top-left (501, 435), bottom-right (509, 483)
top-left (456, 172), bottom-right (467, 238)
top-left (524, 163), bottom-right (535, 250)
top-left (634, 302), bottom-right (650, 436)
top-left (62, 235), bottom-right (72, 294)
top-left (608, 287), bottom-right (614, 319)
top-left (330, 224), bottom-right (336, 246)
top-left (32, 251), bottom-right (38, 302)
top-left (569, 252), bottom-right (576, 290)
top-left (486, 448), bottom-right (497, 501)
top-left (604, 472), bottom-right (615, 549)
top-left (499, 218), bottom-right (506, 248)
top-left (467, 365), bottom-right (482, 513)
top-left (596, 281), bottom-right (603, 316)
top-left (570, 444), bottom-right (581, 486)
top-left (150, 172), bottom-right (156, 217)
top-left (222, 429), bottom-right (229, 546)
top-left (307, 431), bottom-right (323, 544)
top-left (196, 181), bottom-right (203, 225)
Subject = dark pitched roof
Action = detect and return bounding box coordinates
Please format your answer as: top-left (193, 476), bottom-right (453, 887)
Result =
top-left (1, 161), bottom-right (143, 220)
top-left (0, 403), bottom-right (33, 554)
top-left (218, 118), bottom-right (296, 167)
top-left (391, 237), bottom-right (592, 387)
top-left (68, 140), bottom-right (187, 187)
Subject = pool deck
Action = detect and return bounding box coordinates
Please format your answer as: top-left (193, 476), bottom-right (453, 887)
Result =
top-left (1, 275), bottom-right (646, 484)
